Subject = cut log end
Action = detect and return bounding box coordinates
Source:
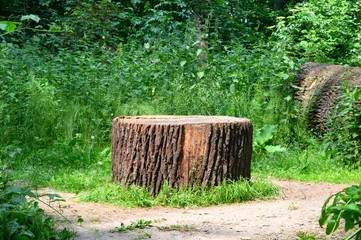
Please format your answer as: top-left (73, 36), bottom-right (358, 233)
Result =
top-left (295, 62), bottom-right (361, 134)
top-left (112, 115), bottom-right (252, 195)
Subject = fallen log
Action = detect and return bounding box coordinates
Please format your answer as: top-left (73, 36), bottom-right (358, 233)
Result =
top-left (295, 62), bottom-right (361, 134)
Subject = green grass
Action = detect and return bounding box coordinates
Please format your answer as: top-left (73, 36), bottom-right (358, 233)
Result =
top-left (45, 161), bottom-right (279, 208)
top-left (77, 177), bottom-right (278, 208)
top-left (8, 141), bottom-right (359, 209)
top-left (253, 145), bottom-right (361, 184)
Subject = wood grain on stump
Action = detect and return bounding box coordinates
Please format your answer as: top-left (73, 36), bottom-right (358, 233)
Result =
top-left (112, 115), bottom-right (252, 195)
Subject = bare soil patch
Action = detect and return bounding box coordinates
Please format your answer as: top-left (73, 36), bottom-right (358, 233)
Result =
top-left (40, 180), bottom-right (353, 240)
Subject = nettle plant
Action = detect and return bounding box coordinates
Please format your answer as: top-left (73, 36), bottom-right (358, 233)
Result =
top-left (323, 84), bottom-right (361, 165)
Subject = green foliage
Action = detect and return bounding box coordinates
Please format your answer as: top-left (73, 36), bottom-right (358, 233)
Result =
top-left (319, 185), bottom-right (361, 239)
top-left (254, 125), bottom-right (287, 153)
top-left (0, 14), bottom-right (48, 45)
top-left (111, 219), bottom-right (153, 233)
top-left (274, 0), bottom-right (361, 66)
top-left (0, 0), bottom-right (302, 49)
top-left (1, 0), bottom-right (360, 215)
top-left (0, 21), bottom-right (20, 33)
top-left (323, 85), bottom-right (361, 165)
top-left (0, 161), bottom-right (75, 240)
top-left (0, 27), bottom-right (300, 160)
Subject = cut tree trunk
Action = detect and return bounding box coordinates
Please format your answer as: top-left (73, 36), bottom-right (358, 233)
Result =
top-left (112, 115), bottom-right (252, 195)
top-left (295, 62), bottom-right (361, 134)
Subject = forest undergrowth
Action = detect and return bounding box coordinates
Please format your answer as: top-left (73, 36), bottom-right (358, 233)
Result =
top-left (0, 0), bottom-right (360, 238)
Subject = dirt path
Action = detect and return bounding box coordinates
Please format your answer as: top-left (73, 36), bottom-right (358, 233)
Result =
top-left (41, 180), bottom-right (353, 240)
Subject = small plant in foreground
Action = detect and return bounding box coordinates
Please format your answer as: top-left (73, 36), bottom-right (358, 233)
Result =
top-left (297, 232), bottom-right (318, 240)
top-left (319, 184), bottom-right (361, 239)
top-left (0, 161), bottom-right (75, 239)
top-left (111, 219), bottom-right (153, 233)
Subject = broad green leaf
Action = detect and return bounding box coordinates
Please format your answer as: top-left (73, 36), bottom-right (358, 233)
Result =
top-left (319, 194), bottom-right (336, 226)
top-left (6, 186), bottom-right (23, 194)
top-left (265, 145), bottom-right (287, 153)
top-left (0, 23), bottom-right (6, 30)
top-left (254, 125), bottom-right (277, 146)
top-left (344, 213), bottom-right (355, 231)
top-left (344, 185), bottom-right (361, 197)
top-left (0, 21), bottom-right (18, 33)
top-left (343, 203), bottom-right (361, 212)
top-left (197, 71), bottom-right (204, 78)
top-left (326, 219), bottom-right (340, 235)
top-left (11, 194), bottom-right (27, 204)
top-left (20, 14), bottom-right (40, 23)
top-left (279, 73), bottom-right (289, 80)
top-left (23, 189), bottom-right (36, 198)
top-left (180, 60), bottom-right (186, 66)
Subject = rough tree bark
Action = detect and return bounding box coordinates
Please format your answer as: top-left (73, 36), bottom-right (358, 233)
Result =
top-left (295, 62), bottom-right (361, 133)
top-left (112, 115), bottom-right (252, 195)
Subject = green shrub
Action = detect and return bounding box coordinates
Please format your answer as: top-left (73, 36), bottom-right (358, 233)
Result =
top-left (0, 161), bottom-right (75, 239)
top-left (320, 184), bottom-right (361, 239)
top-left (274, 0), bottom-right (361, 66)
top-left (323, 85), bottom-right (361, 165)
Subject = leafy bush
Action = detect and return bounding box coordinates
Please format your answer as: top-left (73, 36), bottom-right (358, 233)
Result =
top-left (2, 0), bottom-right (359, 204)
top-left (320, 184), bottom-right (361, 239)
top-left (0, 162), bottom-right (75, 239)
top-left (274, 0), bottom-right (361, 66)
top-left (323, 85), bottom-right (361, 165)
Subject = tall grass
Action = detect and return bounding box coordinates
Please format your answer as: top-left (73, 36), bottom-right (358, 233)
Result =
top-left (75, 178), bottom-right (278, 208)
top-left (1, 38), bottom-right (298, 154)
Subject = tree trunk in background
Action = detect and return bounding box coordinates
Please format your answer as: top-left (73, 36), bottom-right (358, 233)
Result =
top-left (191, 0), bottom-right (211, 69)
top-left (295, 62), bottom-right (361, 134)
top-left (112, 116), bottom-right (252, 195)
top-left (273, 0), bottom-right (283, 10)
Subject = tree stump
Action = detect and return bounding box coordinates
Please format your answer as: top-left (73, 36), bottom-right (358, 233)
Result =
top-left (112, 115), bottom-right (252, 195)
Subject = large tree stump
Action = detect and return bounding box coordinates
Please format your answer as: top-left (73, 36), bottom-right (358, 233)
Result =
top-left (295, 62), bottom-right (361, 133)
top-left (112, 115), bottom-right (252, 195)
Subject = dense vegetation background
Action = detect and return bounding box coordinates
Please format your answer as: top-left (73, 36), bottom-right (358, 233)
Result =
top-left (0, 0), bottom-right (360, 238)
top-left (1, 0), bottom-right (360, 190)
